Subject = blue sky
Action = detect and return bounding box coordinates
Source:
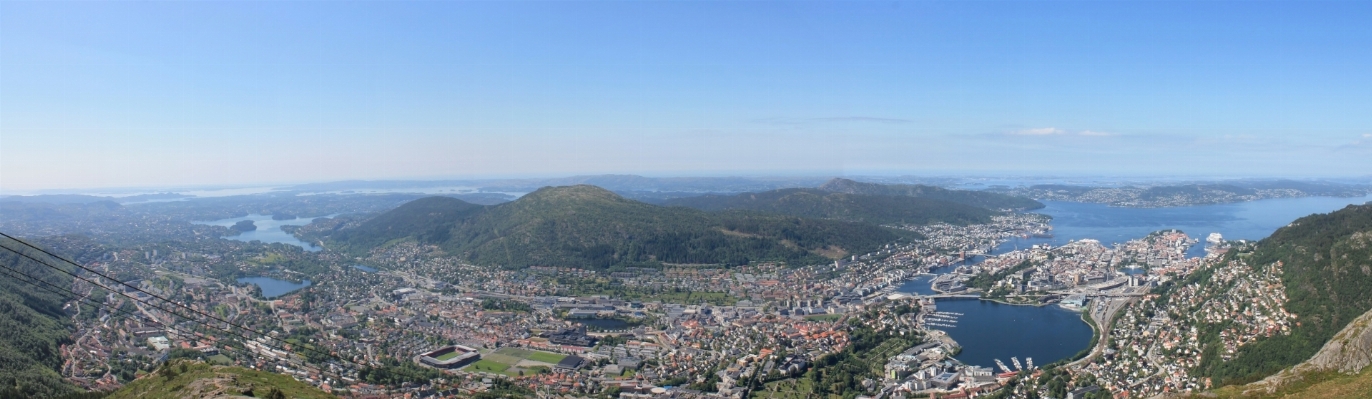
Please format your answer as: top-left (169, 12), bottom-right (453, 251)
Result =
top-left (2, 1), bottom-right (1369, 191)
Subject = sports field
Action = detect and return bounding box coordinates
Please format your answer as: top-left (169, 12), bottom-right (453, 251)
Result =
top-left (462, 347), bottom-right (568, 377)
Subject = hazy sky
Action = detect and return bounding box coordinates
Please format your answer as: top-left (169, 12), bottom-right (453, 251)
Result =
top-left (2, 1), bottom-right (1370, 192)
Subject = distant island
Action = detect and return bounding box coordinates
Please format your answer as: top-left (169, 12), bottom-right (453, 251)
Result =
top-left (230, 220), bottom-right (257, 233)
top-left (992, 180), bottom-right (1370, 207)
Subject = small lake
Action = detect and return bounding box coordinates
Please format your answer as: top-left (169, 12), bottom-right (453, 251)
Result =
top-left (351, 264), bottom-right (378, 273)
top-left (193, 214), bottom-right (334, 251)
top-left (237, 277), bottom-right (311, 299)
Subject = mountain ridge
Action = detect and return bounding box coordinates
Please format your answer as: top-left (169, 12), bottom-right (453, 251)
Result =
top-left (325, 185), bottom-right (911, 269)
top-left (817, 178), bottom-right (1044, 210)
top-left (660, 187), bottom-right (998, 226)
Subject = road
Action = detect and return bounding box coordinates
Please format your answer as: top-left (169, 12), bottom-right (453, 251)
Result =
top-left (1066, 294), bottom-right (1135, 369)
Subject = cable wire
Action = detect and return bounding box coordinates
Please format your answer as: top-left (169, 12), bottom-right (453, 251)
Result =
top-left (0, 247), bottom-right (361, 388)
top-left (0, 239), bottom-right (367, 373)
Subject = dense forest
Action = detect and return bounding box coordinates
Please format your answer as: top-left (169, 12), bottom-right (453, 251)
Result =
top-left (1192, 203), bottom-right (1372, 386)
top-left (0, 237), bottom-right (81, 398)
top-left (326, 186), bottom-right (914, 270)
top-left (660, 188), bottom-right (996, 226)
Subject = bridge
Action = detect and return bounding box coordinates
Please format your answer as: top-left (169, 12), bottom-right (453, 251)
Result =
top-left (922, 293), bottom-right (981, 299)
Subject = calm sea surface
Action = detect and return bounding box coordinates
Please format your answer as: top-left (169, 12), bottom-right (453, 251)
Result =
top-left (902, 194), bottom-right (1372, 369)
top-left (193, 214), bottom-right (334, 251)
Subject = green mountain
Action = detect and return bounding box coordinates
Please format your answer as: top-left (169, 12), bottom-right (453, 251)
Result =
top-left (328, 185), bottom-right (910, 269)
top-left (816, 178), bottom-right (1045, 210)
top-left (104, 360), bottom-right (334, 399)
top-left (0, 237), bottom-right (81, 399)
top-left (1193, 203), bottom-right (1372, 386)
top-left (660, 188), bottom-right (997, 226)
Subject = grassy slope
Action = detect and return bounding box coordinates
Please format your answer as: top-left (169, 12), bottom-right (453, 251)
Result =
top-left (1212, 368), bottom-right (1372, 399)
top-left (105, 361), bottom-right (334, 399)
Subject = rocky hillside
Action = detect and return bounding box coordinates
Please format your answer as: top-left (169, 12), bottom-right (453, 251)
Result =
top-left (1222, 306), bottom-right (1372, 398)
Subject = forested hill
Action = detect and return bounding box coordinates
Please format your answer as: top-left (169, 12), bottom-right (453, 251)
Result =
top-left (0, 237), bottom-right (81, 398)
top-left (660, 188), bottom-right (996, 226)
top-left (816, 178), bottom-right (1045, 210)
top-left (326, 185), bottom-right (912, 269)
top-left (1195, 203), bottom-right (1372, 386)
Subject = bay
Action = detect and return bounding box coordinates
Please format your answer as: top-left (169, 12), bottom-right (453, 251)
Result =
top-left (935, 298), bottom-right (1094, 370)
top-left (193, 214), bottom-right (334, 252)
top-left (901, 194), bottom-right (1372, 369)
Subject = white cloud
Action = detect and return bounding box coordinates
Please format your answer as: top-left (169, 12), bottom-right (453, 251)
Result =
top-left (1078, 130), bottom-right (1114, 137)
top-left (1011, 127), bottom-right (1065, 135)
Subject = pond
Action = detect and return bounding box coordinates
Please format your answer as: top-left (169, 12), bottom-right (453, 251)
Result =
top-left (236, 276), bottom-right (311, 299)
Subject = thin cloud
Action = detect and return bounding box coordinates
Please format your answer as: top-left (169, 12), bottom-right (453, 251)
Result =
top-left (812, 116), bottom-right (913, 124)
top-left (1010, 127), bottom-right (1065, 135)
top-left (1007, 127), bottom-right (1114, 137)
top-left (753, 116), bottom-right (913, 125)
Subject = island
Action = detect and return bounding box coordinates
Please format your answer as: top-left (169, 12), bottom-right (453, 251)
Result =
top-left (230, 220), bottom-right (257, 233)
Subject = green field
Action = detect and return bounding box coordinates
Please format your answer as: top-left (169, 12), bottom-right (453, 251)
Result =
top-left (483, 353), bottom-right (524, 365)
top-left (463, 348), bottom-right (568, 377)
top-left (757, 378), bottom-right (817, 399)
top-left (526, 351), bottom-right (568, 364)
top-left (465, 359), bottom-right (511, 373)
top-left (434, 351), bottom-right (462, 361)
top-left (493, 347), bottom-right (566, 364)
top-left (494, 348), bottom-right (534, 358)
top-left (804, 314), bottom-right (843, 322)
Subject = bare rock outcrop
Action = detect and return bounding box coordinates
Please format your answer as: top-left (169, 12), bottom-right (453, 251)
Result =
top-left (1240, 306), bottom-right (1372, 395)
